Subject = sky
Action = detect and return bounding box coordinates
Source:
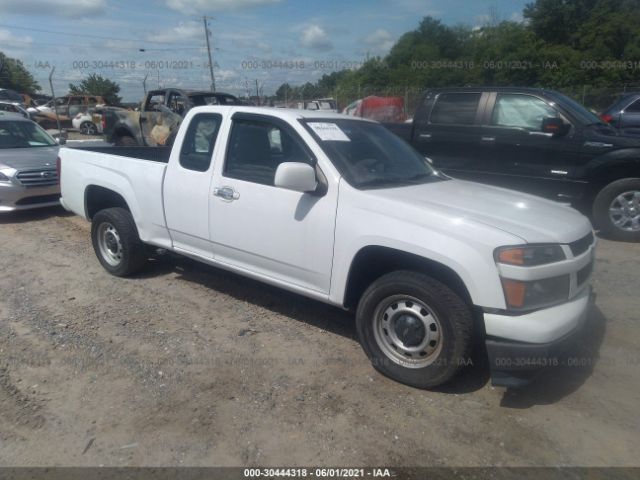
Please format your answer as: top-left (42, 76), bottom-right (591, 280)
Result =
top-left (0, 0), bottom-right (529, 101)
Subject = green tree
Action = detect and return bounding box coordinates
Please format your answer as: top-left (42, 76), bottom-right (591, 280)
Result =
top-left (0, 51), bottom-right (40, 94)
top-left (69, 73), bottom-right (121, 105)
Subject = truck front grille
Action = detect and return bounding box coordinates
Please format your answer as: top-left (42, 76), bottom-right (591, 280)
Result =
top-left (569, 232), bottom-right (594, 257)
top-left (16, 168), bottom-right (59, 187)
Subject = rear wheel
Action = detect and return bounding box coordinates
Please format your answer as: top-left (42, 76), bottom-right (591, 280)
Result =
top-left (91, 208), bottom-right (147, 276)
top-left (80, 121), bottom-right (97, 135)
top-left (356, 271), bottom-right (473, 389)
top-left (593, 178), bottom-right (640, 241)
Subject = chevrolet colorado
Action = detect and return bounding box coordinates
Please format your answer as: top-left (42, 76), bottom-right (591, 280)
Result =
top-left (59, 106), bottom-right (596, 388)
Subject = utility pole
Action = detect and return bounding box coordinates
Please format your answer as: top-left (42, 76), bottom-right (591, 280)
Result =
top-left (143, 73), bottom-right (148, 94)
top-left (255, 79), bottom-right (260, 105)
top-left (203, 16), bottom-right (216, 92)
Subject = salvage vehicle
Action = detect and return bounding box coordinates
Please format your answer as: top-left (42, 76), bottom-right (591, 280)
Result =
top-left (28, 95), bottom-right (106, 129)
top-left (102, 89), bottom-right (243, 147)
top-left (386, 87), bottom-right (640, 241)
top-left (0, 112), bottom-right (61, 211)
top-left (59, 106), bottom-right (596, 388)
top-left (72, 112), bottom-right (99, 135)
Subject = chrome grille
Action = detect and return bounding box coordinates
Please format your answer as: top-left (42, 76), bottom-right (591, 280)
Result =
top-left (16, 168), bottom-right (58, 187)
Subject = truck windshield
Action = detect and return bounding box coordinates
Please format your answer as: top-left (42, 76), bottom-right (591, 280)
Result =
top-left (302, 119), bottom-right (437, 189)
top-left (0, 121), bottom-right (57, 148)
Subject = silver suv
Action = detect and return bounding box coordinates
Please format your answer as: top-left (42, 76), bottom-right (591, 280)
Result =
top-left (0, 112), bottom-right (61, 212)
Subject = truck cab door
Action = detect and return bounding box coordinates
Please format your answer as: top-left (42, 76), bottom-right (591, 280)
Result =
top-left (412, 91), bottom-right (486, 173)
top-left (208, 113), bottom-right (337, 294)
top-left (476, 93), bottom-right (585, 202)
top-left (163, 112), bottom-right (223, 258)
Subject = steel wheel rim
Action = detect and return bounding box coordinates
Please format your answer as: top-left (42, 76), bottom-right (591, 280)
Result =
top-left (609, 190), bottom-right (640, 232)
top-left (97, 222), bottom-right (123, 266)
top-left (373, 295), bottom-right (443, 369)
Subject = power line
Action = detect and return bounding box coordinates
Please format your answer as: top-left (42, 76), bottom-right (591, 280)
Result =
top-left (0, 23), bottom-right (199, 47)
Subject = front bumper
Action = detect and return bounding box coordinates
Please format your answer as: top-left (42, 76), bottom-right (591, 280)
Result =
top-left (0, 182), bottom-right (61, 212)
top-left (484, 287), bottom-right (593, 388)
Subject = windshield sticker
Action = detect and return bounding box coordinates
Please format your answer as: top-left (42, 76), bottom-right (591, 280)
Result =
top-left (308, 122), bottom-right (351, 142)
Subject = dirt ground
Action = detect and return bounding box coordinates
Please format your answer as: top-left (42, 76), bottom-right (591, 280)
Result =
top-left (0, 206), bottom-right (638, 467)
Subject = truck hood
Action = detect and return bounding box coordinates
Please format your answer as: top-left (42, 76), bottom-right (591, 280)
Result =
top-left (0, 146), bottom-right (60, 170)
top-left (370, 178), bottom-right (592, 244)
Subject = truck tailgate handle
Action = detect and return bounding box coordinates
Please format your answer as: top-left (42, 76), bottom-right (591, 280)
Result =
top-left (213, 186), bottom-right (240, 201)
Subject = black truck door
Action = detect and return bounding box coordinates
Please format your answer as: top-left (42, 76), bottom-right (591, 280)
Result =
top-left (412, 91), bottom-right (487, 173)
top-left (474, 92), bottom-right (585, 202)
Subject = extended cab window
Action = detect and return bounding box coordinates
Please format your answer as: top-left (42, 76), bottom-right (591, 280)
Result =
top-left (224, 119), bottom-right (312, 186)
top-left (179, 113), bottom-right (222, 172)
top-left (491, 94), bottom-right (558, 131)
top-left (430, 92), bottom-right (481, 125)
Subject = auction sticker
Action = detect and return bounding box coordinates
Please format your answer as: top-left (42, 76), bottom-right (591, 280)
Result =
top-left (308, 122), bottom-right (350, 141)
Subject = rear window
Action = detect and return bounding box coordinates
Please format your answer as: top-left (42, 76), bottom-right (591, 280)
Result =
top-left (430, 92), bottom-right (481, 125)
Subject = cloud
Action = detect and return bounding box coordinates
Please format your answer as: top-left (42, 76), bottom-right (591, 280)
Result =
top-left (146, 21), bottom-right (202, 43)
top-left (299, 24), bottom-right (333, 52)
top-left (0, 28), bottom-right (33, 47)
top-left (0, 0), bottom-right (106, 17)
top-left (165, 0), bottom-right (281, 14)
top-left (363, 28), bottom-right (395, 54)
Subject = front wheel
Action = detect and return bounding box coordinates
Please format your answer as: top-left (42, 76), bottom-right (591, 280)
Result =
top-left (593, 178), bottom-right (640, 241)
top-left (80, 121), bottom-right (97, 135)
top-left (356, 271), bottom-right (473, 389)
top-left (91, 208), bottom-right (147, 276)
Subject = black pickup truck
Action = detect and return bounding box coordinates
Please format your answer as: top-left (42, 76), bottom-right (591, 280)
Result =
top-left (387, 87), bottom-right (640, 241)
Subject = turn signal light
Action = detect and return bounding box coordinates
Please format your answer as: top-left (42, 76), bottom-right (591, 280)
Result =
top-left (501, 279), bottom-right (526, 308)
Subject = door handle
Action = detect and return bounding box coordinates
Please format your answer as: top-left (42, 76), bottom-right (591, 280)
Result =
top-left (213, 186), bottom-right (240, 201)
top-left (480, 136), bottom-right (496, 142)
top-left (419, 133), bottom-right (432, 140)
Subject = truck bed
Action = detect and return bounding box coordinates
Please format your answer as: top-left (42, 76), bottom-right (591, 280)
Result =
top-left (74, 146), bottom-right (171, 163)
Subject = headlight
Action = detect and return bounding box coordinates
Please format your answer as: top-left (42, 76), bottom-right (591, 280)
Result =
top-left (501, 275), bottom-right (570, 310)
top-left (0, 171), bottom-right (11, 182)
top-left (495, 245), bottom-right (565, 266)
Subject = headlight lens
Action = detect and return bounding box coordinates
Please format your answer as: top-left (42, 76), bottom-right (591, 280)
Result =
top-left (501, 275), bottom-right (570, 310)
top-left (0, 171), bottom-right (11, 182)
top-left (495, 245), bottom-right (565, 266)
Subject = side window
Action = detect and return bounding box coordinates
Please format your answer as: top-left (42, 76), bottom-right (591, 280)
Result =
top-left (430, 93), bottom-right (481, 125)
top-left (179, 113), bottom-right (222, 172)
top-left (626, 99), bottom-right (640, 113)
top-left (491, 94), bottom-right (558, 130)
top-left (224, 119), bottom-right (312, 186)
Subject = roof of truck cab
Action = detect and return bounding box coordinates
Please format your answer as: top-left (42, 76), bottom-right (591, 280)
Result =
top-left (424, 86), bottom-right (556, 95)
top-left (189, 105), bottom-right (374, 122)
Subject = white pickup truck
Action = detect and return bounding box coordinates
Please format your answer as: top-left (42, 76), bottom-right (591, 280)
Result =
top-left (59, 106), bottom-right (596, 388)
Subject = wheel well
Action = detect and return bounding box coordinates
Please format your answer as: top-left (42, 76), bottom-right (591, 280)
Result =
top-left (85, 185), bottom-right (130, 219)
top-left (343, 246), bottom-right (472, 311)
top-left (588, 165), bottom-right (640, 202)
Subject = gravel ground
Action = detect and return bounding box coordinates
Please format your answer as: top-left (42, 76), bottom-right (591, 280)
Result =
top-left (0, 206), bottom-right (638, 467)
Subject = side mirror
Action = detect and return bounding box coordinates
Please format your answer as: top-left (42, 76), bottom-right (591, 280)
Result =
top-left (542, 117), bottom-right (569, 137)
top-left (274, 162), bottom-right (317, 193)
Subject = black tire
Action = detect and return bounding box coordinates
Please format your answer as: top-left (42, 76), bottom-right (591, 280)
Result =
top-left (91, 208), bottom-right (147, 276)
top-left (356, 271), bottom-right (473, 389)
top-left (80, 121), bottom-right (97, 135)
top-left (114, 135), bottom-right (138, 146)
top-left (593, 178), bottom-right (640, 242)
